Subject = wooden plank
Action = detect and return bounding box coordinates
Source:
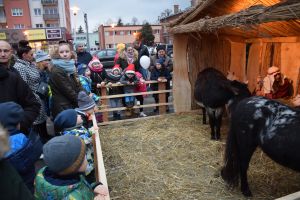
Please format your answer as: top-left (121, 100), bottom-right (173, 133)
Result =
top-left (99, 102), bottom-right (173, 113)
top-left (158, 81), bottom-right (166, 114)
top-left (91, 114), bottom-right (110, 200)
top-left (229, 42), bottom-right (246, 82)
top-left (100, 80), bottom-right (165, 88)
top-left (99, 113), bottom-right (174, 126)
top-left (246, 36), bottom-right (300, 44)
top-left (281, 43), bottom-right (300, 94)
top-left (173, 34), bottom-right (191, 112)
top-left (100, 87), bottom-right (109, 122)
top-left (246, 42), bottom-right (263, 93)
top-left (100, 90), bottom-right (172, 99)
top-left (275, 191), bottom-right (300, 200)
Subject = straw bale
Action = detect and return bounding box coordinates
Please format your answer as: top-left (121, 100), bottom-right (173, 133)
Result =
top-left (99, 113), bottom-right (300, 199)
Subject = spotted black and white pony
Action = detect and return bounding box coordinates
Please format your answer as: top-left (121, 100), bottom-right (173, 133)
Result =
top-left (221, 96), bottom-right (300, 197)
top-left (194, 67), bottom-right (250, 140)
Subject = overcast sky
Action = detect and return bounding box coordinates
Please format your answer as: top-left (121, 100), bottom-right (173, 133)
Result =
top-left (69, 0), bottom-right (191, 32)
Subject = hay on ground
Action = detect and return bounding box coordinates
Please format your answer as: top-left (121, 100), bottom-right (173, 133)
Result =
top-left (100, 113), bottom-right (300, 200)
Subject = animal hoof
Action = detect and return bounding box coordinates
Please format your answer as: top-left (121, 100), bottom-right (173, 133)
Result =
top-left (211, 135), bottom-right (217, 140)
top-left (242, 189), bottom-right (252, 197)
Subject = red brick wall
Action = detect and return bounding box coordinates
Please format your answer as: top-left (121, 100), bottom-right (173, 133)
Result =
top-left (4, 0), bottom-right (31, 29)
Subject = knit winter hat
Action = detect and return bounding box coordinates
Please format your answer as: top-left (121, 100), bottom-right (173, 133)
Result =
top-left (35, 50), bottom-right (51, 63)
top-left (0, 102), bottom-right (24, 132)
top-left (88, 56), bottom-right (103, 69)
top-left (53, 109), bottom-right (78, 132)
top-left (76, 91), bottom-right (96, 112)
top-left (268, 66), bottom-right (280, 75)
top-left (75, 42), bottom-right (85, 50)
top-left (43, 135), bottom-right (86, 175)
top-left (125, 63), bottom-right (135, 75)
top-left (112, 64), bottom-right (122, 74)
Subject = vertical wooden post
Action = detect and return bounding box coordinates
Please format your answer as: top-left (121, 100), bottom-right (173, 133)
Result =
top-left (158, 79), bottom-right (166, 114)
top-left (101, 86), bottom-right (109, 122)
top-left (91, 114), bottom-right (110, 200)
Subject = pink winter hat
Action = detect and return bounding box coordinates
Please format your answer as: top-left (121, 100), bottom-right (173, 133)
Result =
top-left (88, 56), bottom-right (103, 68)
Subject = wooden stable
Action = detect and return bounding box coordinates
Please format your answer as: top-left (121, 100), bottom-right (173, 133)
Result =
top-left (169, 0), bottom-right (300, 112)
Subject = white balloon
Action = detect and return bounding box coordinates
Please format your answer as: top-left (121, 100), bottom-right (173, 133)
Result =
top-left (140, 55), bottom-right (150, 69)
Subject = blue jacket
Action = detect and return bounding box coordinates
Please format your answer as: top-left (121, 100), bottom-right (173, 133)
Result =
top-left (5, 130), bottom-right (42, 192)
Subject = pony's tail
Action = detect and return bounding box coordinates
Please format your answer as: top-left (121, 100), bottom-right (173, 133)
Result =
top-left (221, 123), bottom-right (240, 188)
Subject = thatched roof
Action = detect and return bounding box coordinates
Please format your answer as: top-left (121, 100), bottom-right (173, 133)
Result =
top-left (169, 0), bottom-right (300, 38)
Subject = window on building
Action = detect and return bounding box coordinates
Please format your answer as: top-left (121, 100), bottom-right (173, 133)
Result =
top-left (14, 24), bottom-right (25, 29)
top-left (154, 29), bottom-right (160, 34)
top-left (11, 8), bottom-right (23, 16)
top-left (120, 31), bottom-right (124, 36)
top-left (36, 24), bottom-right (43, 28)
top-left (127, 31), bottom-right (131, 35)
top-left (104, 31), bottom-right (109, 36)
top-left (46, 23), bottom-right (58, 28)
top-left (34, 8), bottom-right (41, 16)
top-left (44, 8), bottom-right (58, 15)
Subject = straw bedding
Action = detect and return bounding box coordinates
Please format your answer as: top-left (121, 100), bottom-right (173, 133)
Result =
top-left (100, 113), bottom-right (300, 200)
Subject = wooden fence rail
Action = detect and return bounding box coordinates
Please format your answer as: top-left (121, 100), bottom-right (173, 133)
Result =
top-left (97, 79), bottom-right (173, 123)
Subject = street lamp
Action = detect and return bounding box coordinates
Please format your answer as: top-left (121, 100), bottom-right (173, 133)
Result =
top-left (111, 23), bottom-right (115, 49)
top-left (70, 6), bottom-right (80, 46)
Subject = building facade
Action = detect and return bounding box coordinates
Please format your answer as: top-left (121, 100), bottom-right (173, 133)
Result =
top-left (2, 0), bottom-right (71, 33)
top-left (73, 32), bottom-right (100, 52)
top-left (4, 0), bottom-right (32, 29)
top-left (98, 24), bottom-right (162, 49)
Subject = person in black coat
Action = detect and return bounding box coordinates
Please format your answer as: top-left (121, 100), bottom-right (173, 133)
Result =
top-left (133, 40), bottom-right (150, 80)
top-left (0, 40), bottom-right (40, 133)
top-left (76, 43), bottom-right (93, 66)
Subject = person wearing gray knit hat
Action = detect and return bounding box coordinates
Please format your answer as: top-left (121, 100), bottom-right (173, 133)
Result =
top-left (76, 91), bottom-right (96, 112)
top-left (35, 50), bottom-right (51, 63)
top-left (43, 134), bottom-right (86, 175)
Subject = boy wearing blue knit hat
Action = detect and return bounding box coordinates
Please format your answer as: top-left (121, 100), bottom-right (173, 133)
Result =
top-left (54, 109), bottom-right (94, 176)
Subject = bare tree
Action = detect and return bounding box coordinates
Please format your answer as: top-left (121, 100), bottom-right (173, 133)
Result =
top-left (131, 17), bottom-right (138, 25)
top-left (164, 9), bottom-right (172, 17)
top-left (117, 17), bottom-right (124, 26)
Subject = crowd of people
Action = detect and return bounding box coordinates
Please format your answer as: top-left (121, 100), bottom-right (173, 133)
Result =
top-left (0, 38), bottom-right (173, 199)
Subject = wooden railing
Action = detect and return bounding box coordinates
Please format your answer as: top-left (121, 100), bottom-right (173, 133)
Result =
top-left (97, 80), bottom-right (173, 123)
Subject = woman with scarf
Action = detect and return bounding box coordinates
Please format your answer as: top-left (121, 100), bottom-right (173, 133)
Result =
top-left (13, 40), bottom-right (50, 143)
top-left (89, 56), bottom-right (107, 95)
top-left (116, 45), bottom-right (139, 71)
top-left (49, 43), bottom-right (82, 118)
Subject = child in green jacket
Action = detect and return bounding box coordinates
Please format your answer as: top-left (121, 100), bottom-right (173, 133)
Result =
top-left (34, 135), bottom-right (108, 200)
